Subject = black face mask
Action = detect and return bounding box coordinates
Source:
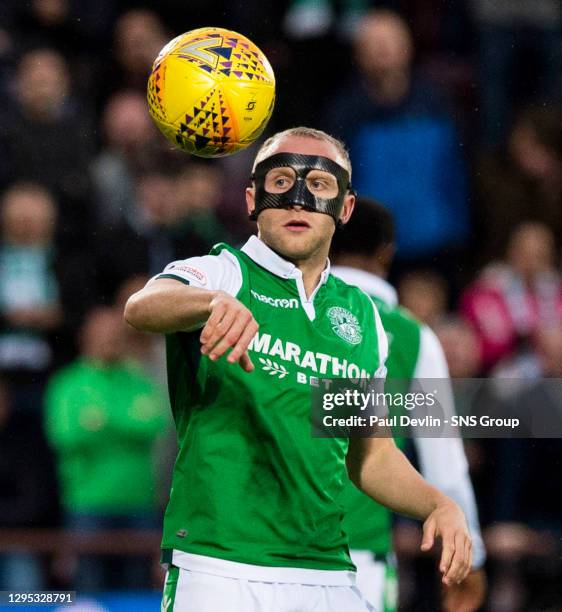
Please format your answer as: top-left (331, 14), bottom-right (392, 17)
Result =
top-left (249, 153), bottom-right (353, 223)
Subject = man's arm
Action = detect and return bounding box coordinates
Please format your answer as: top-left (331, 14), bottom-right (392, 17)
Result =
top-left (414, 326), bottom-right (485, 558)
top-left (124, 279), bottom-right (259, 372)
top-left (413, 325), bottom-right (486, 610)
top-left (124, 279), bottom-right (221, 333)
top-left (347, 434), bottom-right (472, 586)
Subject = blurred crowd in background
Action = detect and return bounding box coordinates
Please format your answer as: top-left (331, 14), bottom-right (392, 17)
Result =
top-left (0, 1), bottom-right (561, 610)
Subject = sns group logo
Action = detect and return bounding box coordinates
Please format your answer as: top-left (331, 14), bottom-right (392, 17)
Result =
top-left (327, 307), bottom-right (363, 345)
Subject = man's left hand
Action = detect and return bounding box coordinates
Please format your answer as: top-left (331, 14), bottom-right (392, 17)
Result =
top-left (420, 499), bottom-right (472, 586)
top-left (443, 568), bottom-right (487, 611)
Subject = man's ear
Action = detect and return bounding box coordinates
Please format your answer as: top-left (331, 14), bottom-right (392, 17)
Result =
top-left (246, 186), bottom-right (256, 219)
top-left (339, 193), bottom-right (356, 226)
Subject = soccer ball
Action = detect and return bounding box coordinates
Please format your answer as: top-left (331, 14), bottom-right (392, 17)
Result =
top-left (147, 27), bottom-right (276, 158)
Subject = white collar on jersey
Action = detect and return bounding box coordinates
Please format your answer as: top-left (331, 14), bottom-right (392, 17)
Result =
top-left (241, 235), bottom-right (331, 286)
top-left (330, 265), bottom-right (398, 307)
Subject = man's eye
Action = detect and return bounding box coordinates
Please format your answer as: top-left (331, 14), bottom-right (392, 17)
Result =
top-left (275, 178), bottom-right (288, 187)
top-left (311, 180), bottom-right (325, 189)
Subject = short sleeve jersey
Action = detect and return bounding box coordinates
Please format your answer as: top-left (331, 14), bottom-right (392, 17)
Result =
top-left (157, 236), bottom-right (388, 572)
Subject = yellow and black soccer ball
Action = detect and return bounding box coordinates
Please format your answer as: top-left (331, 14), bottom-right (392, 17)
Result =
top-left (147, 27), bottom-right (276, 158)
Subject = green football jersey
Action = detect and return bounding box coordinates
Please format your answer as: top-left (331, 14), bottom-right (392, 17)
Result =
top-left (333, 266), bottom-right (486, 572)
top-left (339, 289), bottom-right (422, 555)
top-left (159, 240), bottom-right (387, 571)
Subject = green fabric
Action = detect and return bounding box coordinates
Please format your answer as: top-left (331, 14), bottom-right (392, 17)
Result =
top-left (45, 358), bottom-right (167, 513)
top-left (383, 558), bottom-right (399, 612)
top-left (161, 242), bottom-right (385, 571)
top-left (161, 565), bottom-right (179, 612)
top-left (372, 298), bottom-right (422, 387)
top-left (341, 296), bottom-right (422, 555)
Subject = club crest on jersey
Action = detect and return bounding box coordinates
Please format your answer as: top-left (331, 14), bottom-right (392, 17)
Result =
top-left (327, 306), bottom-right (362, 345)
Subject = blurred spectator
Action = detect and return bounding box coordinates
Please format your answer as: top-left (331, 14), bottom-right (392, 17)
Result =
top-left (218, 145), bottom-right (266, 241)
top-left (10, 0), bottom-right (122, 103)
top-left (0, 184), bottom-right (61, 358)
top-left (13, 47), bottom-right (71, 120)
top-left (283, 0), bottom-right (370, 40)
top-left (535, 324), bottom-right (562, 379)
top-left (91, 90), bottom-right (161, 227)
top-left (484, 325), bottom-right (562, 611)
top-left (114, 275), bottom-right (167, 385)
top-left (322, 9), bottom-right (470, 269)
top-left (460, 221), bottom-right (562, 372)
top-left (470, 0), bottom-right (562, 148)
top-left (114, 276), bottom-right (173, 511)
top-left (11, 0), bottom-right (82, 58)
top-left (434, 317), bottom-right (485, 481)
top-left (114, 9), bottom-right (167, 85)
top-left (434, 316), bottom-right (482, 379)
top-left (476, 106), bottom-right (562, 260)
top-left (0, 4), bottom-right (17, 110)
top-left (173, 163), bottom-right (234, 248)
top-left (99, 8), bottom-right (167, 104)
top-left (397, 269), bottom-right (448, 327)
top-left (92, 171), bottom-right (209, 302)
top-left (10, 1), bottom-right (117, 50)
top-left (0, 183), bottom-right (96, 402)
top-left (44, 306), bottom-right (166, 591)
top-left (0, 183), bottom-right (61, 411)
top-left (0, 378), bottom-right (59, 591)
top-left (1, 48), bottom-right (94, 249)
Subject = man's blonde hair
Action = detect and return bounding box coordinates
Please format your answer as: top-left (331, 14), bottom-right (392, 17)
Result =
top-left (253, 126), bottom-right (352, 177)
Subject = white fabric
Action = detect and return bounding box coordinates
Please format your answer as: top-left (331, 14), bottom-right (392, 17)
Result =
top-left (172, 551), bottom-right (356, 587)
top-left (242, 235), bottom-right (332, 283)
top-left (168, 565), bottom-right (375, 612)
top-left (154, 248), bottom-right (243, 296)
top-left (242, 235), bottom-right (331, 321)
top-left (349, 551), bottom-right (385, 611)
top-left (413, 326), bottom-right (486, 568)
top-left (331, 267), bottom-right (486, 569)
top-left (331, 267), bottom-right (398, 307)
top-left (154, 235), bottom-right (332, 322)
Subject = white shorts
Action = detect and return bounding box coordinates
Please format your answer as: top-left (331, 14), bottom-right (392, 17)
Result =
top-left (350, 550), bottom-right (398, 612)
top-left (161, 564), bottom-right (376, 612)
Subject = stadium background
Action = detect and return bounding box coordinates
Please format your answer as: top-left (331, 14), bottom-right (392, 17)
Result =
top-left (0, 0), bottom-right (561, 610)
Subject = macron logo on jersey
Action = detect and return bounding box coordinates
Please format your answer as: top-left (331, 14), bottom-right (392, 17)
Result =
top-left (251, 290), bottom-right (299, 309)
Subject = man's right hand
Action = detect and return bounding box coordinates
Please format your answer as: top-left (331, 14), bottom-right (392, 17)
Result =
top-left (199, 291), bottom-right (259, 372)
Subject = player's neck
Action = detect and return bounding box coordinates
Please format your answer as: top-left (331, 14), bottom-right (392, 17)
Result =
top-left (293, 250), bottom-right (329, 299)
